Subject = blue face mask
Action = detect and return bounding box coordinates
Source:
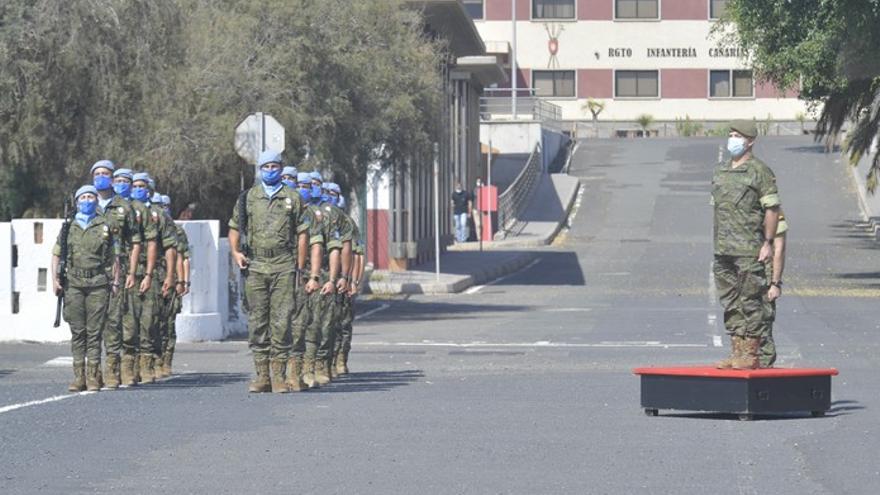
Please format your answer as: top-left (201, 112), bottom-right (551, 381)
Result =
top-left (131, 187), bottom-right (149, 202)
top-left (320, 193), bottom-right (331, 204)
top-left (311, 185), bottom-right (322, 199)
top-left (261, 168), bottom-right (282, 186)
top-left (78, 199), bottom-right (97, 215)
top-left (327, 195), bottom-right (337, 207)
top-left (93, 175), bottom-right (112, 191)
top-left (113, 182), bottom-right (131, 198)
top-left (298, 186), bottom-right (312, 202)
top-left (282, 179), bottom-right (296, 188)
top-left (727, 137), bottom-right (748, 158)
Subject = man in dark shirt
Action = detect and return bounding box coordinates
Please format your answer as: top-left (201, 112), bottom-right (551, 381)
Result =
top-left (451, 181), bottom-right (471, 243)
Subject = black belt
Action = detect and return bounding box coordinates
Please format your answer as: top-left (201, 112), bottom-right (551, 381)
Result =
top-left (68, 267), bottom-right (106, 278)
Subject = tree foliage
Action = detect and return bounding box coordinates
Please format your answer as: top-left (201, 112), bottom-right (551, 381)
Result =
top-left (720, 0), bottom-right (880, 190)
top-left (0, 0), bottom-right (443, 220)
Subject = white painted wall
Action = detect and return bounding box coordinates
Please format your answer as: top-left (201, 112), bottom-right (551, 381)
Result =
top-left (480, 121), bottom-right (569, 171)
top-left (550, 97), bottom-right (811, 122)
top-left (0, 219), bottom-right (244, 343)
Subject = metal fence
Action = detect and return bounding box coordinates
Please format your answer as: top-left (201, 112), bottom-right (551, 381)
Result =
top-left (496, 143), bottom-right (542, 239)
top-left (479, 96), bottom-right (563, 125)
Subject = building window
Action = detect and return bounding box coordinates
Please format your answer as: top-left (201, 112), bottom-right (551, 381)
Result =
top-left (533, 0), bottom-right (576, 20)
top-left (709, 0), bottom-right (729, 19)
top-left (615, 70), bottom-right (659, 98)
top-left (533, 70), bottom-right (576, 97)
top-left (710, 70), bottom-right (753, 98)
top-left (615, 0), bottom-right (659, 19)
top-left (463, 0), bottom-right (484, 20)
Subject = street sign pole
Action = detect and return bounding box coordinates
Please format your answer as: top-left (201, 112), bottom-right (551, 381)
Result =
top-left (433, 142), bottom-right (441, 283)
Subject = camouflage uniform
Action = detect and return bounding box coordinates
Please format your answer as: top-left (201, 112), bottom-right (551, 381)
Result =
top-left (121, 199), bottom-right (158, 384)
top-left (759, 213), bottom-right (788, 367)
top-left (141, 202), bottom-right (178, 381)
top-left (160, 223), bottom-right (190, 373)
top-left (289, 203), bottom-right (324, 389)
top-left (312, 202), bottom-right (353, 381)
top-left (333, 220), bottom-right (361, 370)
top-left (712, 156), bottom-right (780, 349)
top-left (97, 195), bottom-right (141, 387)
top-left (229, 186), bottom-right (317, 391)
top-left (54, 215), bottom-right (116, 389)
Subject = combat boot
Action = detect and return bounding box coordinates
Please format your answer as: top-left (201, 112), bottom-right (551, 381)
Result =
top-left (120, 353), bottom-right (137, 386)
top-left (285, 357), bottom-right (307, 392)
top-left (133, 353), bottom-right (141, 383)
top-left (154, 353), bottom-right (168, 379)
top-left (715, 336), bottom-right (742, 369)
top-left (314, 359), bottom-right (332, 385)
top-left (161, 349), bottom-right (174, 377)
top-left (302, 357), bottom-right (319, 389)
top-left (732, 338), bottom-right (760, 370)
top-left (104, 354), bottom-right (120, 390)
top-left (269, 359), bottom-right (289, 393)
top-left (329, 357), bottom-right (339, 380)
top-left (86, 362), bottom-right (102, 392)
top-left (248, 359), bottom-right (271, 393)
top-left (139, 353), bottom-right (155, 384)
top-left (68, 361), bottom-right (86, 392)
top-left (335, 351), bottom-right (349, 375)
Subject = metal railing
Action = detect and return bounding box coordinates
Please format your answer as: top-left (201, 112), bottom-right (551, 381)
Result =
top-left (496, 143), bottom-right (542, 239)
top-left (479, 96), bottom-right (562, 124)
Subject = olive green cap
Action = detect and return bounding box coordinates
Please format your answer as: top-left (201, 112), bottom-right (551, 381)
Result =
top-left (729, 120), bottom-right (758, 139)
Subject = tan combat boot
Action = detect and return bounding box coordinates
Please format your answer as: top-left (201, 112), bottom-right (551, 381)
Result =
top-left (161, 349), bottom-right (174, 377)
top-left (329, 357), bottom-right (339, 380)
top-left (133, 353), bottom-right (141, 383)
top-left (270, 359), bottom-right (289, 394)
top-left (314, 359), bottom-right (332, 385)
top-left (285, 357), bottom-right (307, 392)
top-left (248, 359), bottom-right (271, 393)
top-left (154, 353), bottom-right (168, 379)
top-left (715, 336), bottom-right (742, 369)
top-left (86, 361), bottom-right (102, 392)
top-left (69, 361), bottom-right (86, 392)
top-left (302, 357), bottom-right (318, 389)
top-left (104, 354), bottom-right (120, 390)
top-left (335, 350), bottom-right (349, 376)
top-left (120, 353), bottom-right (136, 386)
top-left (139, 353), bottom-right (155, 384)
top-left (732, 338), bottom-right (760, 370)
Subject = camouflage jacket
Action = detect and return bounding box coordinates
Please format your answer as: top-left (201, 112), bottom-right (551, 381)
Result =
top-left (130, 199), bottom-right (159, 275)
top-left (712, 156), bottom-right (780, 257)
top-left (53, 215), bottom-right (116, 288)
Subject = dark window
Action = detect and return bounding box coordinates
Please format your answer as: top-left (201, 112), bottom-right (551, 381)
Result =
top-left (615, 70), bottom-right (658, 97)
top-left (615, 0), bottom-right (659, 19)
top-left (710, 0), bottom-right (729, 19)
top-left (533, 0), bottom-right (576, 19)
top-left (533, 70), bottom-right (576, 97)
top-left (710, 70), bottom-right (753, 97)
top-left (463, 0), bottom-right (484, 20)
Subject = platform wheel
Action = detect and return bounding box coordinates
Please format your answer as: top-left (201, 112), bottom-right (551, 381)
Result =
top-left (738, 413), bottom-right (754, 421)
top-left (644, 408), bottom-right (659, 417)
top-left (811, 411), bottom-right (826, 418)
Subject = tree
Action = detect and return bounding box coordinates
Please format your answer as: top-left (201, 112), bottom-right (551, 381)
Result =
top-left (582, 98), bottom-right (605, 137)
top-left (719, 0), bottom-right (880, 190)
top-left (636, 114), bottom-right (654, 137)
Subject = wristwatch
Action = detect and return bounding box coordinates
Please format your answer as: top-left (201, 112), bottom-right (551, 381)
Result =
top-left (770, 280), bottom-right (783, 288)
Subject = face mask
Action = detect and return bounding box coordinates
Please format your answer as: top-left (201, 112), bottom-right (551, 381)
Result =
top-left (320, 193), bottom-right (331, 204)
top-left (298, 186), bottom-right (312, 202)
top-left (727, 137), bottom-right (748, 158)
top-left (261, 168), bottom-right (281, 186)
top-left (131, 187), bottom-right (149, 202)
top-left (337, 197), bottom-right (346, 209)
top-left (93, 175), bottom-right (112, 191)
top-left (113, 182), bottom-right (131, 198)
top-left (311, 185), bottom-right (322, 199)
top-left (78, 199), bottom-right (97, 215)
top-left (327, 195), bottom-right (338, 207)
top-left (282, 179), bottom-right (296, 188)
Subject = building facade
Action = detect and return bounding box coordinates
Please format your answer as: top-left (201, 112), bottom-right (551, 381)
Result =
top-left (466, 0), bottom-right (810, 124)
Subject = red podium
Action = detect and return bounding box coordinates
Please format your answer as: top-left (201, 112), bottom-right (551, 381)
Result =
top-left (633, 366), bottom-right (839, 421)
top-left (476, 185), bottom-right (498, 242)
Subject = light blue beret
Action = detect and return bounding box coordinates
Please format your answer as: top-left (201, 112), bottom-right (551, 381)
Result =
top-left (75, 185), bottom-right (98, 199)
top-left (90, 160), bottom-right (115, 174)
top-left (258, 150), bottom-right (283, 167)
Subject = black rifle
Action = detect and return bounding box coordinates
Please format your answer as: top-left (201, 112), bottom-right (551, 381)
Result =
top-left (237, 190), bottom-right (249, 277)
top-left (53, 202), bottom-right (72, 327)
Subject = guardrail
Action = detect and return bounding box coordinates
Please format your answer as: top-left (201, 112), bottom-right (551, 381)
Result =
top-left (496, 143), bottom-right (542, 239)
top-left (479, 96), bottom-right (562, 124)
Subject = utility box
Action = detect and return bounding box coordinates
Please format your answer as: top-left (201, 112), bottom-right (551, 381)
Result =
top-left (476, 185), bottom-right (498, 242)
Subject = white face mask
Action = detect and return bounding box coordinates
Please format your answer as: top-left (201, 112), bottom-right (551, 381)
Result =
top-left (727, 137), bottom-right (748, 157)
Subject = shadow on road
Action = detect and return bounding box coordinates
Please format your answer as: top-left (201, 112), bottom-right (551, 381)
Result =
top-left (0, 369), bottom-right (14, 379)
top-left (312, 369), bottom-right (424, 394)
top-left (146, 372), bottom-right (250, 389)
top-left (827, 399), bottom-right (865, 416)
top-left (657, 411), bottom-right (837, 421)
top-left (784, 145), bottom-right (827, 154)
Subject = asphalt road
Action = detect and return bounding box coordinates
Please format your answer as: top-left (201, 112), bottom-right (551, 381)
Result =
top-left (2, 136), bottom-right (879, 494)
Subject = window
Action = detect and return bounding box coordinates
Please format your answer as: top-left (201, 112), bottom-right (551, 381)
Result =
top-left (615, 70), bottom-right (658, 98)
top-left (463, 0), bottom-right (483, 20)
top-left (616, 0), bottom-right (659, 19)
top-left (710, 70), bottom-right (753, 98)
top-left (533, 70), bottom-right (576, 97)
top-left (709, 0), bottom-right (729, 19)
top-left (533, 0), bottom-right (575, 19)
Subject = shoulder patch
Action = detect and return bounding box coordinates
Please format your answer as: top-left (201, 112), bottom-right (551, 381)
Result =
top-left (117, 207), bottom-right (125, 214)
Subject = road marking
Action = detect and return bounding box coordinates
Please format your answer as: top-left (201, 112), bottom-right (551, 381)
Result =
top-left (465, 257), bottom-right (543, 294)
top-left (0, 393), bottom-right (84, 415)
top-left (543, 307), bottom-right (592, 312)
top-left (356, 341), bottom-right (706, 349)
top-left (42, 356), bottom-right (73, 367)
top-left (354, 303), bottom-right (391, 321)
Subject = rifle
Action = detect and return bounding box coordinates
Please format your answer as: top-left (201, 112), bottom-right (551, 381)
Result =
top-left (237, 190), bottom-right (249, 277)
top-left (53, 201), bottom-right (72, 327)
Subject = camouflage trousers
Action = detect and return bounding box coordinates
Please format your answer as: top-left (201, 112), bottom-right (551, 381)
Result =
top-left (102, 285), bottom-right (126, 356)
top-left (160, 293), bottom-right (182, 359)
top-left (291, 281), bottom-right (314, 359)
top-left (333, 294), bottom-right (354, 359)
top-left (714, 255), bottom-right (775, 343)
top-left (64, 284), bottom-right (110, 364)
top-left (311, 279), bottom-right (340, 362)
top-left (155, 291), bottom-right (178, 358)
top-left (243, 270), bottom-right (295, 360)
top-left (122, 273), bottom-right (156, 356)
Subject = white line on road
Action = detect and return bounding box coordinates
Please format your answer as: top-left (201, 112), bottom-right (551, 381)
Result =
top-left (354, 303), bottom-right (391, 321)
top-left (356, 341), bottom-right (707, 349)
top-left (465, 257), bottom-right (543, 294)
top-left (0, 393), bottom-right (84, 415)
top-left (42, 356), bottom-right (73, 367)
